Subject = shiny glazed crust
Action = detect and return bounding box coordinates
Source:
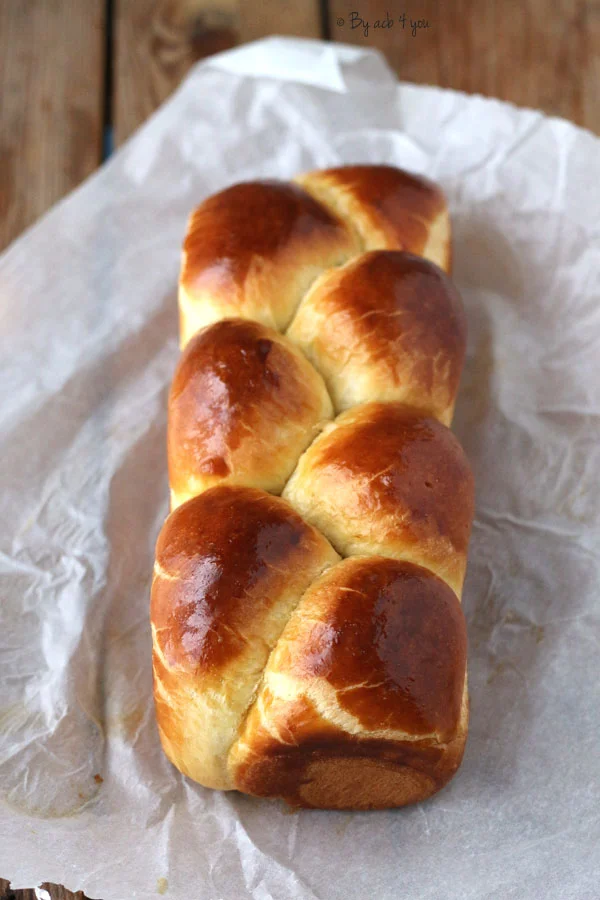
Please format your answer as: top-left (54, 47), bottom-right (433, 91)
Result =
top-left (295, 165), bottom-right (451, 269)
top-left (168, 319), bottom-right (333, 508)
top-left (152, 486), bottom-right (339, 789)
top-left (179, 180), bottom-right (359, 346)
top-left (286, 251), bottom-right (466, 423)
top-left (153, 164), bottom-right (475, 809)
top-left (282, 403), bottom-right (474, 598)
top-left (230, 558), bottom-right (468, 809)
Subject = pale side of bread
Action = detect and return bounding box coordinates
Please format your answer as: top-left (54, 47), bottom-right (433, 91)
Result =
top-left (153, 165), bottom-right (475, 809)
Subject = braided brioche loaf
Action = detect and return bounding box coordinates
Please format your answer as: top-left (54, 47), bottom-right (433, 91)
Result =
top-left (151, 166), bottom-right (474, 810)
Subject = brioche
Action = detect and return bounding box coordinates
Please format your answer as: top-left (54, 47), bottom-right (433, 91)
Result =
top-left (286, 250), bottom-right (466, 423)
top-left (178, 180), bottom-right (359, 346)
top-left (152, 165), bottom-right (474, 810)
top-left (168, 318), bottom-right (333, 509)
top-left (295, 165), bottom-right (451, 268)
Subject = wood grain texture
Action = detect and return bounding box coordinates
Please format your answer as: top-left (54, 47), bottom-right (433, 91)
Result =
top-left (0, 880), bottom-right (95, 900)
top-left (329, 0), bottom-right (600, 132)
top-left (0, 0), bottom-right (105, 251)
top-left (113, 0), bottom-right (322, 144)
top-left (113, 0), bottom-right (237, 145)
top-left (3, 0), bottom-right (598, 252)
top-left (236, 0), bottom-right (322, 43)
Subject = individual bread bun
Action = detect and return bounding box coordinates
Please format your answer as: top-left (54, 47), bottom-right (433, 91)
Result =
top-left (230, 556), bottom-right (468, 809)
top-left (282, 403), bottom-right (474, 597)
top-left (286, 250), bottom-right (466, 424)
top-left (151, 485), bottom-right (340, 790)
top-left (168, 318), bottom-right (333, 509)
top-left (295, 164), bottom-right (451, 270)
top-left (178, 180), bottom-right (359, 346)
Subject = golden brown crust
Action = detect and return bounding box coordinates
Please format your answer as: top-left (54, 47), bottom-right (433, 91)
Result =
top-left (154, 165), bottom-right (474, 809)
top-left (283, 403), bottom-right (474, 597)
top-left (233, 698), bottom-right (468, 810)
top-left (295, 164), bottom-right (451, 270)
top-left (168, 318), bottom-right (333, 507)
top-left (152, 486), bottom-right (337, 674)
top-left (178, 180), bottom-right (358, 345)
top-left (151, 485), bottom-right (339, 789)
top-left (286, 250), bottom-right (466, 423)
top-left (230, 557), bottom-right (468, 809)
top-left (281, 558), bottom-right (467, 736)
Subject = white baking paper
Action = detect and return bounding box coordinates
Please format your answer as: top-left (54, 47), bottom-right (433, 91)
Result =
top-left (1, 36), bottom-right (600, 900)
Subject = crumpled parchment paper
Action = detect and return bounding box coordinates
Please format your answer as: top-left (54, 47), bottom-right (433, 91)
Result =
top-left (1, 36), bottom-right (599, 900)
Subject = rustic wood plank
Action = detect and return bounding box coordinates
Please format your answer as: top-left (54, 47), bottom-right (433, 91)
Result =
top-left (0, 0), bottom-right (105, 251)
top-left (113, 0), bottom-right (323, 145)
top-left (0, 880), bottom-right (96, 900)
top-left (583, 0), bottom-right (600, 130)
top-left (39, 884), bottom-right (96, 900)
top-left (329, 0), bottom-right (600, 133)
top-left (237, 0), bottom-right (322, 44)
top-left (113, 0), bottom-right (237, 146)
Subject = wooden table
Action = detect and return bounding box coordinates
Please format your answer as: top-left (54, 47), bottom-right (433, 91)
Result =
top-left (1, 1), bottom-right (598, 897)
top-left (2, 0), bottom-right (599, 254)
